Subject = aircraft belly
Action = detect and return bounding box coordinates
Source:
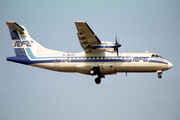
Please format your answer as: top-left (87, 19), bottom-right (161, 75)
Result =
top-left (59, 62), bottom-right (78, 72)
top-left (30, 62), bottom-right (77, 72)
top-left (76, 63), bottom-right (92, 75)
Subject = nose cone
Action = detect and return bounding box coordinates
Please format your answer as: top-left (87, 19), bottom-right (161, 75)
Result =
top-left (168, 62), bottom-right (173, 69)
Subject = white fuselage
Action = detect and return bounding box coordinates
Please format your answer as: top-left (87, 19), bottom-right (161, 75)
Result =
top-left (29, 51), bottom-right (173, 75)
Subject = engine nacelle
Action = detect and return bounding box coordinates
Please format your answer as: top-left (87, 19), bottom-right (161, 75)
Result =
top-left (90, 41), bottom-right (115, 52)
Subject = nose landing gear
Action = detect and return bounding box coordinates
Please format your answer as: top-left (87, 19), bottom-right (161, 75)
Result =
top-left (158, 74), bottom-right (162, 79)
top-left (157, 70), bottom-right (162, 79)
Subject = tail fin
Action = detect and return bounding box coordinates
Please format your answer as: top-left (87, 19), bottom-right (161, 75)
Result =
top-left (6, 21), bottom-right (60, 58)
top-left (6, 21), bottom-right (31, 56)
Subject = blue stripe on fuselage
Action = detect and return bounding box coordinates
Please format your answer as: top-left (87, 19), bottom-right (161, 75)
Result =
top-left (7, 56), bottom-right (168, 65)
top-left (7, 48), bottom-right (168, 65)
top-left (149, 60), bottom-right (168, 64)
top-left (7, 57), bottom-right (132, 64)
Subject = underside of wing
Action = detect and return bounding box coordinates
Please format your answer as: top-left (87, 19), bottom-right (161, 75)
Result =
top-left (75, 21), bottom-right (101, 52)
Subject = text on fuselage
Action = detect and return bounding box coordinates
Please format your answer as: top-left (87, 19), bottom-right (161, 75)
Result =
top-left (132, 57), bottom-right (149, 62)
top-left (63, 54), bottom-right (76, 57)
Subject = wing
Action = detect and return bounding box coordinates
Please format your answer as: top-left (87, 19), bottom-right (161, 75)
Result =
top-left (75, 21), bottom-right (101, 52)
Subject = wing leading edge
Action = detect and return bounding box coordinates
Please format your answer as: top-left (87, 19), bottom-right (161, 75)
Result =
top-left (75, 21), bottom-right (101, 52)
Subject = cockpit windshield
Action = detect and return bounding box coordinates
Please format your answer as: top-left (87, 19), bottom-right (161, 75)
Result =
top-left (151, 54), bottom-right (163, 59)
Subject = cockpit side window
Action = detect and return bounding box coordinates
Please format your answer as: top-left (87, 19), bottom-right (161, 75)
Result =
top-left (151, 54), bottom-right (163, 59)
top-left (151, 54), bottom-right (155, 57)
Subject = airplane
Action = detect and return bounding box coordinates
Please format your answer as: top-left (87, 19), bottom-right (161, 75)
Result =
top-left (6, 21), bottom-right (173, 84)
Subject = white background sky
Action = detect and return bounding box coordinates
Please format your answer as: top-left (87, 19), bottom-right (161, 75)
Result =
top-left (0, 0), bottom-right (180, 120)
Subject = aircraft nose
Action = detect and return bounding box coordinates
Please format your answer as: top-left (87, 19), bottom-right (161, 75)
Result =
top-left (168, 62), bottom-right (173, 69)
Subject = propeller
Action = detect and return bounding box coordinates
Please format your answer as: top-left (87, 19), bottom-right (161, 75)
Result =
top-left (114, 35), bottom-right (121, 57)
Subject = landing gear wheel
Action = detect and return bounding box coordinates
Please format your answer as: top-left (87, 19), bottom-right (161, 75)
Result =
top-left (158, 74), bottom-right (162, 79)
top-left (95, 78), bottom-right (101, 84)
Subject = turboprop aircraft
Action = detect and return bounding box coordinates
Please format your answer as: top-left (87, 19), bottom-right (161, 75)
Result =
top-left (6, 21), bottom-right (173, 84)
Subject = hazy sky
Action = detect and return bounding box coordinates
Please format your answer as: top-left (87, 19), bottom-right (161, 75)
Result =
top-left (0, 0), bottom-right (180, 120)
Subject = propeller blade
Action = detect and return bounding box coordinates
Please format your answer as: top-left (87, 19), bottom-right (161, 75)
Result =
top-left (115, 35), bottom-right (118, 44)
top-left (114, 35), bottom-right (121, 57)
top-left (117, 47), bottom-right (119, 56)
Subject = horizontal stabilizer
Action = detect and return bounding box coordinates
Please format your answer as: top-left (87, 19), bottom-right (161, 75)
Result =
top-left (6, 21), bottom-right (24, 30)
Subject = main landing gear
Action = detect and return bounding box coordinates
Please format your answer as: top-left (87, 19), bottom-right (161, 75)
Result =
top-left (95, 75), bottom-right (105, 84)
top-left (89, 67), bottom-right (105, 84)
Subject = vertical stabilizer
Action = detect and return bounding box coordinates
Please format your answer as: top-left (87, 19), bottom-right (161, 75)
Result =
top-left (6, 21), bottom-right (34, 56)
top-left (6, 21), bottom-right (62, 58)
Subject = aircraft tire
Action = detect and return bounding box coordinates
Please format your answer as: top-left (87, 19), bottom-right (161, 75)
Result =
top-left (158, 74), bottom-right (162, 79)
top-left (95, 78), bottom-right (101, 84)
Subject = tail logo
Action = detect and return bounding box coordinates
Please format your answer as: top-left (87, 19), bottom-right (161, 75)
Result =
top-left (14, 40), bottom-right (32, 47)
top-left (21, 32), bottom-right (26, 36)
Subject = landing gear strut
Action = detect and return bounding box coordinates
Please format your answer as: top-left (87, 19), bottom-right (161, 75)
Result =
top-left (89, 67), bottom-right (100, 76)
top-left (89, 67), bottom-right (105, 84)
